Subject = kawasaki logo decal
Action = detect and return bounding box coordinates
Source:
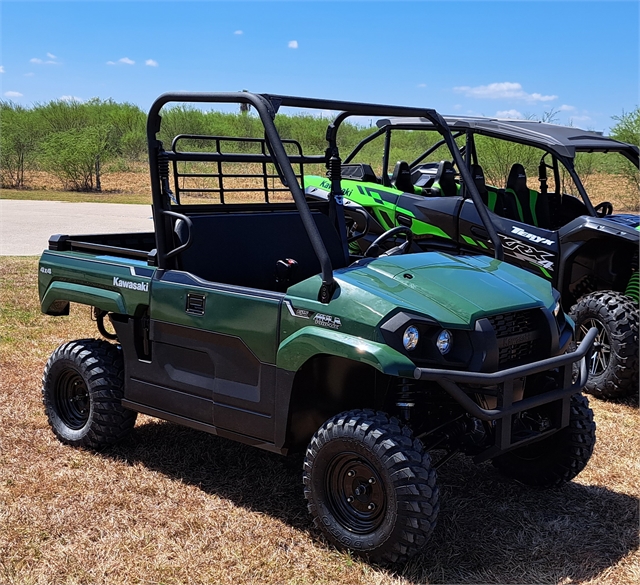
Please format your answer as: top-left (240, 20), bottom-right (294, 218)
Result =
top-left (318, 179), bottom-right (353, 198)
top-left (314, 313), bottom-right (342, 330)
top-left (113, 277), bottom-right (149, 292)
top-left (511, 226), bottom-right (554, 246)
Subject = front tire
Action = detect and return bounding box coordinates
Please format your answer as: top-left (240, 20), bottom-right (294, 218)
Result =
top-left (492, 393), bottom-right (595, 488)
top-left (303, 409), bottom-right (439, 565)
top-left (42, 339), bottom-right (137, 448)
top-left (569, 291), bottom-right (639, 398)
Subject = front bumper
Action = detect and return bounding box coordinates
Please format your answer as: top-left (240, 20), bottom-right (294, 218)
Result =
top-left (413, 327), bottom-right (597, 460)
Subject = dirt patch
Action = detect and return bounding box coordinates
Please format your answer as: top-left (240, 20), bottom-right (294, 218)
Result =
top-left (20, 168), bottom-right (152, 196)
top-left (14, 169), bottom-right (639, 211)
top-left (583, 172), bottom-right (640, 212)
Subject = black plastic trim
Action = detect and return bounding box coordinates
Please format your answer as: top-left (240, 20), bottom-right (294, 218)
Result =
top-left (120, 399), bottom-right (285, 454)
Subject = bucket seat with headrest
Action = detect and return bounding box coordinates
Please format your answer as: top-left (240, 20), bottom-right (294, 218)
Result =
top-left (504, 164), bottom-right (551, 229)
top-left (470, 164), bottom-right (506, 216)
top-left (429, 161), bottom-right (458, 197)
top-left (391, 161), bottom-right (414, 194)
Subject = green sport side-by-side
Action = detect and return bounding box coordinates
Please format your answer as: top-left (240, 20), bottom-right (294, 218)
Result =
top-left (39, 92), bottom-right (597, 565)
top-left (305, 116), bottom-right (639, 399)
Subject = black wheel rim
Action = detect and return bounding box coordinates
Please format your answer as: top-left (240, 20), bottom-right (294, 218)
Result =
top-left (577, 318), bottom-right (611, 376)
top-left (325, 451), bottom-right (387, 534)
top-left (54, 369), bottom-right (90, 430)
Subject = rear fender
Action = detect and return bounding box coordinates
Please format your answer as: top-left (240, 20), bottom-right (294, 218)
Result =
top-left (41, 281), bottom-right (126, 315)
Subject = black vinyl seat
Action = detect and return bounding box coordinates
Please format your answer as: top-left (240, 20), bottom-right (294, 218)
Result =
top-left (504, 164), bottom-right (551, 228)
top-left (471, 164), bottom-right (506, 216)
top-left (430, 161), bottom-right (458, 197)
top-left (391, 161), bottom-right (414, 193)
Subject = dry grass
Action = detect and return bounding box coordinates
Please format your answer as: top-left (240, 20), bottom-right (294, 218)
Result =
top-left (581, 172), bottom-right (640, 213)
top-left (2, 168), bottom-right (638, 212)
top-left (1, 257), bottom-right (639, 584)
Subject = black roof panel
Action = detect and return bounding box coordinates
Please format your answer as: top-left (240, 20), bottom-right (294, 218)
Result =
top-left (377, 116), bottom-right (639, 163)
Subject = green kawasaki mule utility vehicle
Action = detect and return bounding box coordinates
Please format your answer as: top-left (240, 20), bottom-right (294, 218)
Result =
top-left (305, 116), bottom-right (639, 398)
top-left (39, 92), bottom-right (596, 565)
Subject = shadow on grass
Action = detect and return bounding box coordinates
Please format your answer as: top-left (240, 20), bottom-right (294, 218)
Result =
top-left (105, 419), bottom-right (638, 584)
top-left (604, 391), bottom-right (639, 408)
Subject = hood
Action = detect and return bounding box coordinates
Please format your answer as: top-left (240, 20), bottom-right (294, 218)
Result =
top-left (337, 252), bottom-right (555, 328)
top-left (603, 214), bottom-right (640, 231)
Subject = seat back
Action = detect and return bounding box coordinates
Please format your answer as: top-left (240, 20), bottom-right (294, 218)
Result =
top-left (505, 164), bottom-right (550, 228)
top-left (471, 164), bottom-right (505, 215)
top-left (391, 161), bottom-right (414, 193)
top-left (431, 161), bottom-right (458, 197)
top-left (341, 163), bottom-right (379, 184)
top-left (174, 210), bottom-right (347, 291)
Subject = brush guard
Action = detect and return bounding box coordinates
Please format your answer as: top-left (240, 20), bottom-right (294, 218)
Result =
top-left (413, 327), bottom-right (598, 461)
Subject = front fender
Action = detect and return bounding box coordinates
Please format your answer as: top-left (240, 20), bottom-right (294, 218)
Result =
top-left (277, 326), bottom-right (415, 377)
top-left (41, 281), bottom-right (126, 315)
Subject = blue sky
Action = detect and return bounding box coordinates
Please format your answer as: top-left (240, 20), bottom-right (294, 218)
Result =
top-left (1, 0), bottom-right (638, 132)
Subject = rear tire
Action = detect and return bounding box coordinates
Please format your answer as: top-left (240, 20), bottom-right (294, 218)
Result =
top-left (42, 339), bottom-right (137, 448)
top-left (569, 291), bottom-right (639, 398)
top-left (492, 393), bottom-right (595, 488)
top-left (303, 409), bottom-right (439, 565)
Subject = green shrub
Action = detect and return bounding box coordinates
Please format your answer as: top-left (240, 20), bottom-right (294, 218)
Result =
top-left (610, 108), bottom-right (640, 193)
top-left (40, 126), bottom-right (111, 191)
top-left (0, 102), bottom-right (42, 188)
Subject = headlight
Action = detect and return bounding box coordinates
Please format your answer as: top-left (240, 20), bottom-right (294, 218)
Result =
top-left (436, 329), bottom-right (452, 354)
top-left (403, 326), bottom-right (420, 351)
top-left (553, 300), bottom-right (562, 318)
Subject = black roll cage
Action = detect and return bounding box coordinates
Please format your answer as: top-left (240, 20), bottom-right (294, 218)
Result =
top-left (352, 118), bottom-right (639, 220)
top-left (147, 92), bottom-right (504, 302)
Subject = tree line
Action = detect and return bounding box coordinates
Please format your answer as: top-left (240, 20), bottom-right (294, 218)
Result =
top-left (1, 99), bottom-right (380, 191)
top-left (1, 99), bottom-right (637, 193)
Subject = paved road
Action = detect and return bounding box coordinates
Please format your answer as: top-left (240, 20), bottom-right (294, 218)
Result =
top-left (0, 200), bottom-right (154, 255)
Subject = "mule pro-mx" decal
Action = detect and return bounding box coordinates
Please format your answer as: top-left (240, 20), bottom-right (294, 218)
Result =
top-left (314, 313), bottom-right (342, 330)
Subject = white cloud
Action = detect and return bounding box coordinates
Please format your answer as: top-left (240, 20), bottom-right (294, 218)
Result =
top-left (568, 115), bottom-right (592, 129)
top-left (453, 82), bottom-right (557, 103)
top-left (417, 83), bottom-right (427, 88)
top-left (24, 72), bottom-right (34, 77)
top-left (496, 109), bottom-right (524, 119)
top-left (60, 95), bottom-right (82, 102)
top-left (4, 91), bottom-right (23, 97)
top-left (559, 104), bottom-right (575, 112)
top-left (0, 66), bottom-right (4, 73)
top-left (288, 40), bottom-right (298, 49)
top-left (30, 55), bottom-right (58, 65)
top-left (145, 59), bottom-right (158, 67)
top-left (234, 30), bottom-right (243, 35)
top-left (108, 57), bottom-right (135, 66)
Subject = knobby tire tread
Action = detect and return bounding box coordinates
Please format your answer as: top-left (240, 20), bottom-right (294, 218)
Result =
top-left (492, 394), bottom-right (595, 488)
top-left (42, 338), bottom-right (137, 449)
top-left (569, 290), bottom-right (639, 398)
top-left (303, 409), bottom-right (439, 565)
